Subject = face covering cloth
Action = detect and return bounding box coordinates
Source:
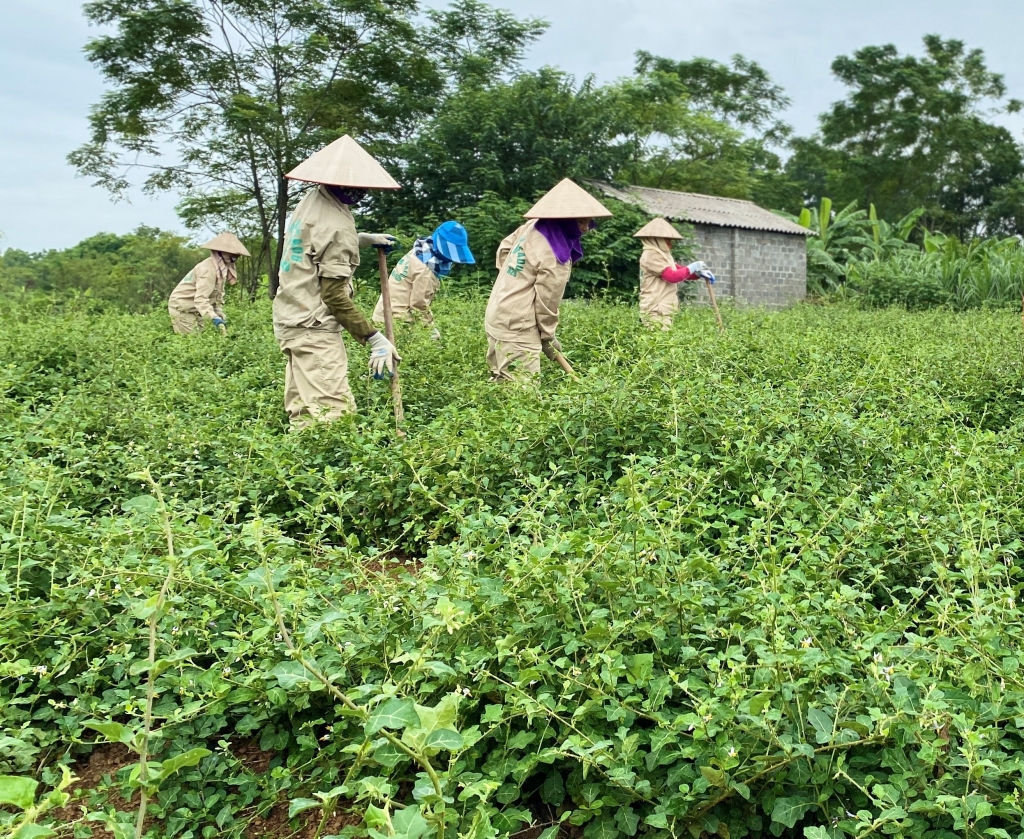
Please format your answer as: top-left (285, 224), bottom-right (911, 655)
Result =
top-left (213, 251), bottom-right (238, 284)
top-left (414, 237), bottom-right (453, 278)
top-left (534, 218), bottom-right (586, 265)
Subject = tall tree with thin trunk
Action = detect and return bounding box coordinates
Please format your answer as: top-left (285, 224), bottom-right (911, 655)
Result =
top-left (70, 0), bottom-right (444, 297)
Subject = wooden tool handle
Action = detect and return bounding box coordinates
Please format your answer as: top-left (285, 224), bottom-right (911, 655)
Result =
top-left (376, 248), bottom-right (405, 431)
top-left (705, 279), bottom-right (726, 334)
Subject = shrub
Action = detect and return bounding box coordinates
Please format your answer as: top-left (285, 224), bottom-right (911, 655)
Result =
top-left (4, 300), bottom-right (1024, 838)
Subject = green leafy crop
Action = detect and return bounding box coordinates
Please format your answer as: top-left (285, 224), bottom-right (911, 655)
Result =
top-left (3, 296), bottom-right (1024, 839)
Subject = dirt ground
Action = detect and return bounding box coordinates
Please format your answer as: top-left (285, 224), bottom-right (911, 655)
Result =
top-left (45, 739), bottom-right (362, 838)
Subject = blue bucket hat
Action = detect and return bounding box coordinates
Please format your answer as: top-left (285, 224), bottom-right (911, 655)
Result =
top-left (432, 221), bottom-right (475, 265)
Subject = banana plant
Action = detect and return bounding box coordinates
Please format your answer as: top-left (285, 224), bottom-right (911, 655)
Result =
top-left (861, 204), bottom-right (924, 260)
top-left (793, 198), bottom-right (869, 291)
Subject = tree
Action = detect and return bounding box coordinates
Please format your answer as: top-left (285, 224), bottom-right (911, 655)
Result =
top-left (70, 0), bottom-right (541, 297)
top-left (609, 52), bottom-right (795, 204)
top-left (382, 68), bottom-right (629, 224)
top-left (0, 227), bottom-right (201, 309)
top-left (788, 36), bottom-right (1024, 237)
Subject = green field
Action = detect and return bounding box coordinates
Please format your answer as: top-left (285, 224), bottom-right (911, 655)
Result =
top-left (3, 297), bottom-right (1024, 839)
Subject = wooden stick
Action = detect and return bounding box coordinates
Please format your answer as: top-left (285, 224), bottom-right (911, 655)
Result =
top-left (543, 344), bottom-right (578, 378)
top-left (705, 279), bottom-right (726, 334)
top-left (376, 248), bottom-right (405, 432)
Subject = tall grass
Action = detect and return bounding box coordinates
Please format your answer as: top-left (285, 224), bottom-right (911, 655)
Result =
top-left (848, 241), bottom-right (1024, 310)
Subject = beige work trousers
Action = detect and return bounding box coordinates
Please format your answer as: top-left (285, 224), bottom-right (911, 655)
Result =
top-left (169, 307), bottom-right (203, 335)
top-left (486, 334), bottom-right (542, 381)
top-left (276, 327), bottom-right (356, 431)
top-left (640, 310), bottom-right (674, 331)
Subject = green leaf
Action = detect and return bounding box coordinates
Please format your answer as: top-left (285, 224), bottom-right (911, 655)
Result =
top-left (371, 741), bottom-right (405, 768)
top-left (804, 828), bottom-right (831, 839)
top-left (700, 766), bottom-right (726, 787)
top-left (414, 694), bottom-right (458, 734)
top-left (392, 805), bottom-right (430, 839)
top-left (122, 494), bottom-right (159, 515)
top-left (616, 806), bottom-right (640, 837)
top-left (156, 748), bottom-right (211, 780)
top-left (772, 797), bottom-right (812, 829)
top-left (628, 653), bottom-right (653, 683)
top-left (84, 721), bottom-right (135, 747)
top-left (288, 798), bottom-right (321, 818)
top-left (584, 816), bottom-right (620, 839)
top-left (268, 661), bottom-right (311, 690)
top-left (366, 698), bottom-right (420, 734)
top-left (807, 708), bottom-right (834, 744)
top-left (541, 770), bottom-right (565, 806)
top-left (0, 776), bottom-right (38, 810)
top-left (424, 728), bottom-right (463, 751)
top-left (14, 825), bottom-right (57, 839)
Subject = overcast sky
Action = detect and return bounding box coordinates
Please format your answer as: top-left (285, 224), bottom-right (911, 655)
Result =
top-left (2, 0), bottom-right (1023, 252)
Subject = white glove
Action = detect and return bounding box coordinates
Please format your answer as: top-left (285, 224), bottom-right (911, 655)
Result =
top-left (368, 331), bottom-right (402, 378)
top-left (542, 336), bottom-right (562, 354)
top-left (687, 261), bottom-right (707, 276)
top-left (430, 327), bottom-right (442, 341)
top-left (358, 233), bottom-right (398, 249)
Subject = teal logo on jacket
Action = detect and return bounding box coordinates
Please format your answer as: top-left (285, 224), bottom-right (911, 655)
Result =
top-left (279, 221), bottom-right (304, 274)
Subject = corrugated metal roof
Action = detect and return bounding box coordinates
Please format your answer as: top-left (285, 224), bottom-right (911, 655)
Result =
top-left (588, 181), bottom-right (812, 236)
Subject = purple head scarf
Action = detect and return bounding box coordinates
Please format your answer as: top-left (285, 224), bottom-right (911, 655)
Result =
top-left (534, 218), bottom-right (586, 264)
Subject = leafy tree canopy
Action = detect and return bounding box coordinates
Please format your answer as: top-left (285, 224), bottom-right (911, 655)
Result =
top-left (787, 35), bottom-right (1024, 237)
top-left (70, 0), bottom-right (544, 295)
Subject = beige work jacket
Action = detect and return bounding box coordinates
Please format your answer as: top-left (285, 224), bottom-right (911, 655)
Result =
top-left (372, 250), bottom-right (440, 325)
top-left (272, 186), bottom-right (360, 333)
top-left (168, 257), bottom-right (226, 321)
top-left (485, 221), bottom-right (572, 343)
top-left (638, 239), bottom-right (680, 318)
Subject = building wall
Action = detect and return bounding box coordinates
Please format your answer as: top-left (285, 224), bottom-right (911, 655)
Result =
top-left (690, 224), bottom-right (807, 309)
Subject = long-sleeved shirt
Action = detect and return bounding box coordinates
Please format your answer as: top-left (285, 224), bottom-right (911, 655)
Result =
top-left (639, 240), bottom-right (684, 320)
top-left (167, 256), bottom-right (226, 321)
top-left (372, 249), bottom-right (441, 326)
top-left (485, 221), bottom-right (572, 344)
top-left (272, 186), bottom-right (375, 341)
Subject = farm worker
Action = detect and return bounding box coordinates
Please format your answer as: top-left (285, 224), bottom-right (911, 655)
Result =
top-left (484, 179), bottom-right (613, 380)
top-left (634, 218), bottom-right (708, 331)
top-left (167, 232), bottom-right (250, 335)
top-left (372, 221), bottom-right (475, 339)
top-left (272, 134), bottom-right (402, 431)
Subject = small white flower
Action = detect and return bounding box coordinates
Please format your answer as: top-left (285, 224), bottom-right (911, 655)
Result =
top-left (33, 665), bottom-right (47, 675)
top-left (114, 584), bottom-right (121, 592)
top-left (222, 666), bottom-right (231, 677)
top-left (88, 588), bottom-right (97, 598)
top-left (801, 637), bottom-right (813, 648)
top-left (728, 747), bottom-right (737, 758)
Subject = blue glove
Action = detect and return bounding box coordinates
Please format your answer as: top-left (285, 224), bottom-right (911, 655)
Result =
top-left (212, 317), bottom-right (226, 326)
top-left (701, 272), bottom-right (716, 284)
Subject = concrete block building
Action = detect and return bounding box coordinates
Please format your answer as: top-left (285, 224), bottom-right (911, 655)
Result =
top-left (592, 182), bottom-right (811, 309)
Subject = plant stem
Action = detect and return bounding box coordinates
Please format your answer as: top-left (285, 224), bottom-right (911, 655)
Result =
top-left (136, 470), bottom-right (177, 839)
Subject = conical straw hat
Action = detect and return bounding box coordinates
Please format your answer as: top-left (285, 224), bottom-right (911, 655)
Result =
top-left (524, 178), bottom-right (613, 219)
top-left (200, 232), bottom-right (251, 256)
top-left (634, 217), bottom-right (685, 240)
top-left (286, 135), bottom-right (400, 189)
